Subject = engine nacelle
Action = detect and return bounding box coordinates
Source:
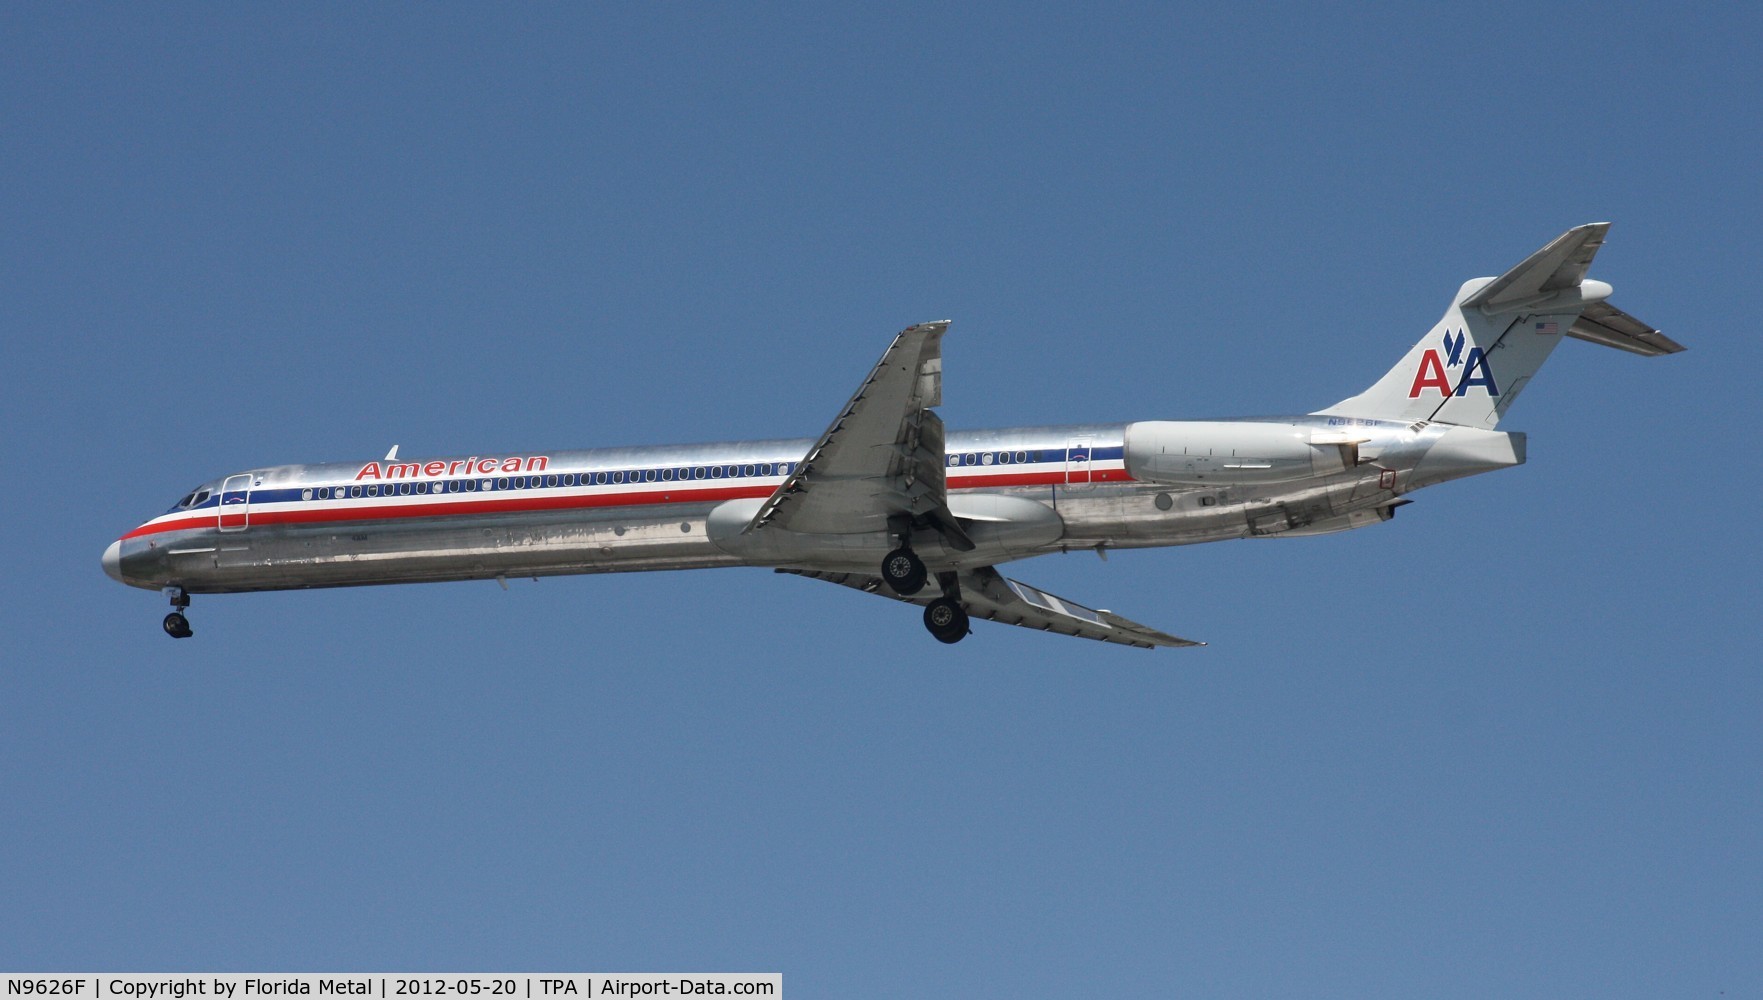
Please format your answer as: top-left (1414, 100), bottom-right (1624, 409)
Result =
top-left (1124, 421), bottom-right (1359, 486)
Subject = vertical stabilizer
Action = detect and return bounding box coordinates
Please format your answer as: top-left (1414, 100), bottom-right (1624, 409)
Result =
top-left (1313, 224), bottom-right (1678, 429)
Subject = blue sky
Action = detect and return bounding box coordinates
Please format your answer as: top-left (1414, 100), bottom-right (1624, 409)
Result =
top-left (4, 4), bottom-right (1758, 996)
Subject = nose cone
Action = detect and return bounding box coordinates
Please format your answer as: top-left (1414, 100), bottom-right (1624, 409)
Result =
top-left (102, 540), bottom-right (124, 583)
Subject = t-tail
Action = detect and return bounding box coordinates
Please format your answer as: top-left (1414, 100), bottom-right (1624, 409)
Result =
top-left (1316, 223), bottom-right (1685, 430)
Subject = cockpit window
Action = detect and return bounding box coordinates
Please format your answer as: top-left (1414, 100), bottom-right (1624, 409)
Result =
top-left (169, 488), bottom-right (213, 514)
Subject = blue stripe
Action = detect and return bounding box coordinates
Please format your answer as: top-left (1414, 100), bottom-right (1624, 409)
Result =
top-left (168, 445), bottom-right (1127, 513)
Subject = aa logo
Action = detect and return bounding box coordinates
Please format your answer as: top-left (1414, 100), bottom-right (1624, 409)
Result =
top-left (1408, 330), bottom-right (1499, 398)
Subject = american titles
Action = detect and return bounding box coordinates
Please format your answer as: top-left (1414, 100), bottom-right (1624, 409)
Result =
top-left (355, 455), bottom-right (550, 481)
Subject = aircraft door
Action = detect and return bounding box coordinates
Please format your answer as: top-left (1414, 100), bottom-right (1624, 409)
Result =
top-left (1064, 437), bottom-right (1094, 491)
top-left (218, 474), bottom-right (252, 531)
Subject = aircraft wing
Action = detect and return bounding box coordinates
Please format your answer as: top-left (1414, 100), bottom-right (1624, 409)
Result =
top-left (782, 566), bottom-right (1203, 650)
top-left (746, 321), bottom-right (970, 545)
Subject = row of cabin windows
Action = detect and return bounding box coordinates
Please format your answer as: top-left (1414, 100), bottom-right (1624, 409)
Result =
top-left (300, 463), bottom-right (797, 501)
top-left (950, 450), bottom-right (1046, 467)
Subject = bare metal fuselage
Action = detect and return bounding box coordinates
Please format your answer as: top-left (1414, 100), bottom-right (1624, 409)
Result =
top-left (101, 224), bottom-right (1679, 646)
top-left (105, 416), bottom-right (1518, 596)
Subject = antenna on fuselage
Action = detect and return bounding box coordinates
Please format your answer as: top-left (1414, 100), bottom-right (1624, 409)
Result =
top-left (384, 445), bottom-right (399, 461)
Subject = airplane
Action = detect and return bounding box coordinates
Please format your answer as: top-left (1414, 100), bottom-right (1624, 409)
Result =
top-left (103, 223), bottom-right (1683, 647)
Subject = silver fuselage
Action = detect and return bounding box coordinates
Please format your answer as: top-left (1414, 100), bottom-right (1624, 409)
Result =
top-left (105, 416), bottom-right (1523, 595)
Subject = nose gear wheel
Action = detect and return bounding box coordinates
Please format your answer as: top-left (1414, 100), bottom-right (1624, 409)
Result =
top-left (161, 588), bottom-right (193, 638)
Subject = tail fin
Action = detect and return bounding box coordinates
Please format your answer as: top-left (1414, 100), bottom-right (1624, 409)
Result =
top-left (1316, 223), bottom-right (1684, 429)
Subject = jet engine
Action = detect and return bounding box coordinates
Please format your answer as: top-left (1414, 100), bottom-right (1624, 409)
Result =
top-left (1123, 421), bottom-right (1361, 486)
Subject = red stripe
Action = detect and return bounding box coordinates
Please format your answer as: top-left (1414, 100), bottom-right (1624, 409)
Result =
top-left (119, 468), bottom-right (1135, 540)
top-left (949, 468), bottom-right (1133, 489)
top-left (122, 484), bottom-right (776, 539)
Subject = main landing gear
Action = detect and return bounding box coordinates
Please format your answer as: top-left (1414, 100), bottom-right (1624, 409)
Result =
top-left (882, 538), bottom-right (970, 644)
top-left (162, 587), bottom-right (193, 639)
top-left (881, 546), bottom-right (927, 595)
top-left (923, 597), bottom-right (969, 644)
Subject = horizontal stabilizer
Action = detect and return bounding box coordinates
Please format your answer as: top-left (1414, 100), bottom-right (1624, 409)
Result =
top-left (1568, 301), bottom-right (1685, 356)
top-left (1461, 222), bottom-right (1609, 311)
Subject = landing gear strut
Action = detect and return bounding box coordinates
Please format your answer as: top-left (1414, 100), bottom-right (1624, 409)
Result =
top-left (881, 546), bottom-right (927, 595)
top-left (162, 587), bottom-right (193, 639)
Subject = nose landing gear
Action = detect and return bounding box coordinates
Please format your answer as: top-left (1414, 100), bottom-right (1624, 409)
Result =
top-left (162, 587), bottom-right (193, 639)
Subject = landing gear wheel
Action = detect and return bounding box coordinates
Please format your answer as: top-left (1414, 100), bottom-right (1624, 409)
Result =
top-left (923, 597), bottom-right (969, 644)
top-left (881, 546), bottom-right (927, 595)
top-left (163, 612), bottom-right (193, 639)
